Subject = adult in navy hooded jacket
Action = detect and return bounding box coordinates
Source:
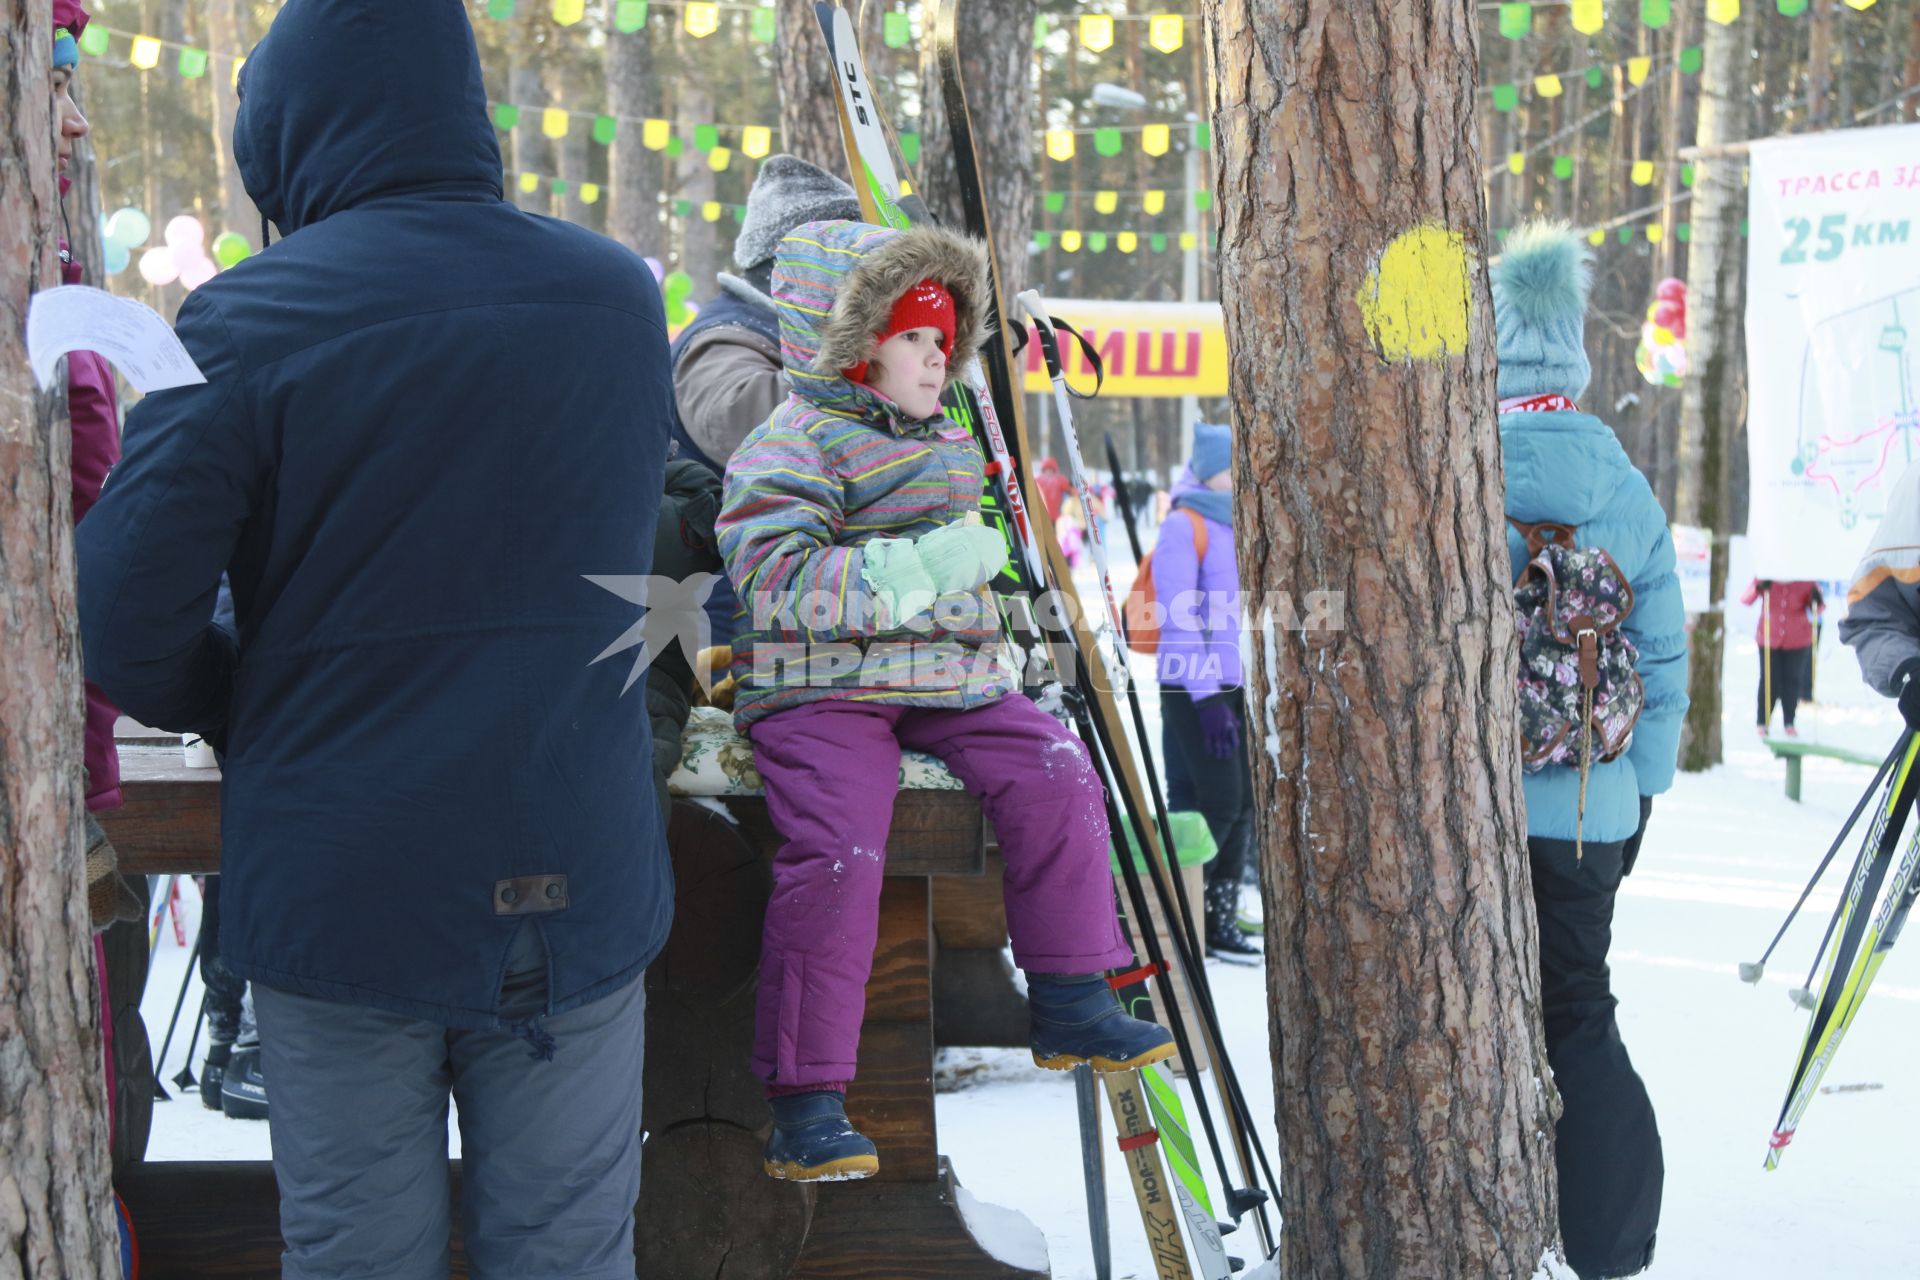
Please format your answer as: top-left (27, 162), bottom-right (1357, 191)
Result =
top-left (1493, 222), bottom-right (1684, 1280)
top-left (77, 2), bottom-right (671, 1271)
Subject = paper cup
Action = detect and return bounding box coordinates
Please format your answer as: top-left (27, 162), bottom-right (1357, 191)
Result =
top-left (181, 735), bottom-right (218, 768)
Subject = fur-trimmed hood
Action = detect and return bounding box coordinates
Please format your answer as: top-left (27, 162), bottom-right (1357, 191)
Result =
top-left (771, 219), bottom-right (992, 423)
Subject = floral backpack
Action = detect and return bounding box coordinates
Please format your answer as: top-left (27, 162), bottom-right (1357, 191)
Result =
top-left (1511, 519), bottom-right (1645, 848)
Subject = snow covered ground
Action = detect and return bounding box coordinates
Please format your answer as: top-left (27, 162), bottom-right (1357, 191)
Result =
top-left (137, 582), bottom-right (1920, 1277)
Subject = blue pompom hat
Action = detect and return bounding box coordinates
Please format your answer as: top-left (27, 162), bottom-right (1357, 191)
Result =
top-left (1490, 222), bottom-right (1593, 402)
top-left (1189, 421), bottom-right (1232, 482)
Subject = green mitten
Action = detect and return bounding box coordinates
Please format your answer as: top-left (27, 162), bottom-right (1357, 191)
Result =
top-left (914, 524), bottom-right (1009, 593)
top-left (861, 537), bottom-right (939, 626)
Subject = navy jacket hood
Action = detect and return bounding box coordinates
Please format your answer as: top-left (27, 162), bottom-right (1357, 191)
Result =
top-left (235, 0), bottom-right (502, 234)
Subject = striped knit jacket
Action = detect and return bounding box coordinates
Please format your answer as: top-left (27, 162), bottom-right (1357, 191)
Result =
top-left (715, 219), bottom-right (1016, 728)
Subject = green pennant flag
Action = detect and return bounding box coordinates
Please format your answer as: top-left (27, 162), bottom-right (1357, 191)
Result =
top-left (752, 8), bottom-right (776, 42)
top-left (593, 115), bottom-right (618, 145)
top-left (1586, 66), bottom-right (1605, 90)
top-left (673, 198), bottom-right (692, 217)
top-left (79, 23), bottom-right (109, 55)
top-left (1089, 232), bottom-right (1108, 253)
top-left (487, 0), bottom-right (515, 17)
top-left (1618, 226), bottom-right (1635, 244)
top-left (614, 0), bottom-right (647, 32)
top-left (492, 103), bottom-right (520, 130)
top-left (1740, 218), bottom-right (1749, 236)
top-left (1151, 233), bottom-right (1168, 253)
top-left (693, 124), bottom-right (719, 153)
top-left (1033, 231), bottom-right (1053, 250)
top-left (1641, 0), bottom-right (1671, 28)
top-left (734, 205), bottom-right (748, 222)
top-left (1497, 226), bottom-right (1511, 243)
top-left (900, 132), bottom-right (920, 166)
top-left (552, 179), bottom-right (570, 196)
top-left (1498, 2), bottom-right (1531, 38)
top-left (884, 12), bottom-right (911, 48)
top-left (1680, 163), bottom-right (1695, 187)
top-left (1777, 0), bottom-right (1807, 13)
top-left (1193, 190), bottom-right (1214, 211)
top-left (1554, 155), bottom-right (1574, 180)
top-left (1094, 128), bottom-right (1123, 158)
top-left (666, 135), bottom-right (684, 157)
top-left (1680, 45), bottom-right (1703, 74)
top-left (178, 46), bottom-right (208, 78)
top-left (1492, 83), bottom-right (1519, 113)
top-left (1194, 121), bottom-right (1212, 150)
top-left (1676, 223), bottom-right (1692, 241)
top-left (1045, 191), bottom-right (1067, 214)
top-left (1032, 14), bottom-right (1048, 47)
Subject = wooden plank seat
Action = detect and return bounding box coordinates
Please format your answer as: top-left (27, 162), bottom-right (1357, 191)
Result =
top-left (1763, 736), bottom-right (1885, 802)
top-left (99, 710), bottom-right (1048, 1279)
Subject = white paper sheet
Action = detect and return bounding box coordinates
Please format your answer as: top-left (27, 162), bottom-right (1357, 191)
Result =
top-left (26, 285), bottom-right (206, 393)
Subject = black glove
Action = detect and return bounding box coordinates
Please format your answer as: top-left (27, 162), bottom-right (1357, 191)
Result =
top-left (1756, 579), bottom-right (1773, 592)
top-left (1898, 658), bottom-right (1920, 733)
top-left (1621, 795), bottom-right (1654, 879)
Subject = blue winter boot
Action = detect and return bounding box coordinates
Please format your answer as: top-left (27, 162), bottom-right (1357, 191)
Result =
top-left (762, 1091), bottom-right (879, 1182)
top-left (1027, 973), bottom-right (1177, 1072)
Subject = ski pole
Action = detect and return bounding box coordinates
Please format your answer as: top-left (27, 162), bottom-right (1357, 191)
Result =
top-left (152, 916), bottom-right (205, 1100)
top-left (1740, 731), bottom-right (1906, 984)
top-left (1074, 1064), bottom-right (1112, 1280)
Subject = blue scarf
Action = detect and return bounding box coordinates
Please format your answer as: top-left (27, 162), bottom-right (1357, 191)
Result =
top-left (1173, 485), bottom-right (1233, 528)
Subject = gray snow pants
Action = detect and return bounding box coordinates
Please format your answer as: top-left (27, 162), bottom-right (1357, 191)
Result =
top-left (253, 927), bottom-right (646, 1280)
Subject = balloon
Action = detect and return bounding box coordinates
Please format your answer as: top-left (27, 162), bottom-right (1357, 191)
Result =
top-left (104, 206), bottom-right (151, 249)
top-left (104, 242), bottom-right (129, 274)
top-left (644, 256), bottom-right (665, 284)
top-left (179, 256), bottom-right (218, 290)
top-left (662, 270), bottom-right (695, 327)
top-left (137, 246), bottom-right (179, 286)
top-left (212, 232), bottom-right (253, 268)
top-left (1652, 300), bottom-right (1684, 331)
top-left (1655, 276), bottom-right (1687, 303)
top-left (164, 215), bottom-right (205, 252)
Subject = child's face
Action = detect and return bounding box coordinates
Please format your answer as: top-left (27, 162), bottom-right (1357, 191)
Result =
top-left (865, 325), bottom-right (948, 420)
top-left (52, 66), bottom-right (89, 176)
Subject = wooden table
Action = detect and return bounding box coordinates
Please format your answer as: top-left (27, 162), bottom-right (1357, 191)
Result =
top-left (101, 746), bottom-right (1048, 1279)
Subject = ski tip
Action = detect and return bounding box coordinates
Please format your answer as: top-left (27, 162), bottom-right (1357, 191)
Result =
top-left (1738, 961), bottom-right (1765, 984)
top-left (1789, 987), bottom-right (1817, 1010)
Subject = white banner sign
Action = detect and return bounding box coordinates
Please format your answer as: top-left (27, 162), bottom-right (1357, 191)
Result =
top-left (1746, 122), bottom-right (1920, 581)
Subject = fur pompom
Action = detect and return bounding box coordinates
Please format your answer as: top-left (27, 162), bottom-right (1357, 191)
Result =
top-left (1491, 222), bottom-right (1592, 329)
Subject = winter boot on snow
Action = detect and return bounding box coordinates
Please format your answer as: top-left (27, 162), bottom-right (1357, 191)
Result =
top-left (1205, 879), bottom-right (1262, 964)
top-left (762, 1091), bottom-right (878, 1182)
top-left (199, 963), bottom-right (244, 1111)
top-left (1027, 973), bottom-right (1176, 1072)
top-left (220, 995), bottom-right (268, 1120)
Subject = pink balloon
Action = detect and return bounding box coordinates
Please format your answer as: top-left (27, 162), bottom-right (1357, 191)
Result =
top-left (165, 215), bottom-right (205, 253)
top-left (1655, 276), bottom-right (1686, 303)
top-left (1652, 300), bottom-right (1684, 330)
top-left (137, 246), bottom-right (179, 286)
top-left (179, 256), bottom-right (218, 290)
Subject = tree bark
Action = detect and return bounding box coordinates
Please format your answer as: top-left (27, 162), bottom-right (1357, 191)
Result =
top-left (204, 0), bottom-right (257, 245)
top-left (1809, 0), bottom-right (1834, 129)
top-left (1674, 5), bottom-right (1747, 773)
top-left (604, 18), bottom-right (659, 253)
top-left (916, 0), bottom-right (1035, 302)
top-left (1201, 2), bottom-right (1557, 1275)
top-left (775, 0), bottom-right (845, 175)
top-left (1, 1), bottom-right (122, 1272)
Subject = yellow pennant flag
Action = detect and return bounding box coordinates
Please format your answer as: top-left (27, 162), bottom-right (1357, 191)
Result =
top-left (708, 145), bottom-right (732, 172)
top-left (231, 56), bottom-right (246, 88)
top-left (1143, 189), bottom-right (1166, 215)
top-left (1644, 224), bottom-right (1665, 243)
top-left (1117, 231), bottom-right (1139, 253)
top-left (1178, 231), bottom-right (1198, 252)
top-left (1534, 74), bottom-right (1563, 98)
top-left (684, 2), bottom-right (720, 37)
top-left (1141, 123), bottom-right (1171, 157)
top-left (1627, 56), bottom-right (1651, 86)
top-left (1844, 0), bottom-right (1876, 10)
top-left (1148, 14), bottom-right (1184, 53)
top-left (542, 108), bottom-right (569, 139)
top-left (702, 201), bottom-right (723, 223)
top-left (741, 126), bottom-right (772, 159)
top-left (1079, 15), bottom-right (1113, 52)
top-left (518, 172), bottom-right (540, 195)
top-left (552, 0), bottom-right (586, 24)
top-left (1631, 159), bottom-right (1655, 185)
top-left (1060, 230), bottom-right (1084, 254)
top-left (1572, 0), bottom-right (1605, 34)
top-left (1095, 190), bottom-right (1119, 215)
top-left (130, 35), bottom-right (161, 69)
top-left (579, 183), bottom-right (601, 205)
top-left (1046, 130), bottom-right (1077, 162)
top-left (1588, 228), bottom-right (1606, 246)
top-left (642, 118), bottom-right (671, 151)
top-left (1707, 0), bottom-right (1740, 21)
top-left (1508, 152), bottom-right (1526, 175)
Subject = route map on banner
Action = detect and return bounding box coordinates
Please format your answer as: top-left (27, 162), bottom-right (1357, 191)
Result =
top-left (1747, 121), bottom-right (1920, 582)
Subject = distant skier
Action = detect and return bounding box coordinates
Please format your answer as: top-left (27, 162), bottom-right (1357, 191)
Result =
top-left (716, 219), bottom-right (1174, 1182)
top-left (1493, 222), bottom-right (1688, 1280)
top-left (1742, 578), bottom-right (1823, 738)
top-left (1838, 463), bottom-right (1920, 734)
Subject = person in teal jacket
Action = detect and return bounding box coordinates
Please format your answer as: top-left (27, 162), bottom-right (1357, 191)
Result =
top-left (1494, 222), bottom-right (1687, 1280)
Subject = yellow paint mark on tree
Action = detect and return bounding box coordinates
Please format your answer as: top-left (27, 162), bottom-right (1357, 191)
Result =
top-left (1356, 224), bottom-right (1473, 362)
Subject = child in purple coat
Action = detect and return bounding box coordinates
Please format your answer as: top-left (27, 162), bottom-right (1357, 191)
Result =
top-left (717, 220), bottom-right (1175, 1181)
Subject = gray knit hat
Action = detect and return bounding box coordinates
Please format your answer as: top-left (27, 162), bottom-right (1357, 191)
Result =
top-left (733, 155), bottom-right (864, 270)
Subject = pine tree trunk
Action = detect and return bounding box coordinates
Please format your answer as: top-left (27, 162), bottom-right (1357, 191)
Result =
top-left (604, 18), bottom-right (658, 253)
top-left (775, 0), bottom-right (845, 175)
top-left (1, 2), bottom-right (122, 1271)
top-left (1675, 7), bottom-right (1747, 773)
top-left (917, 0), bottom-right (1035, 302)
top-left (1200, 2), bottom-right (1558, 1274)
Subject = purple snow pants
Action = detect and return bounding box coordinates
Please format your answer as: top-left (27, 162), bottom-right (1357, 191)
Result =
top-left (748, 694), bottom-right (1133, 1089)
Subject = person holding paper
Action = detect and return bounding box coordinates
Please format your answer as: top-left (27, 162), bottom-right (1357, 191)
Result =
top-left (76, 3), bottom-right (674, 1275)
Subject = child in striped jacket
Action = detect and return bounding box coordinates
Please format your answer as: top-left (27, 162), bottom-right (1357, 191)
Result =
top-left (716, 219), bottom-right (1173, 1181)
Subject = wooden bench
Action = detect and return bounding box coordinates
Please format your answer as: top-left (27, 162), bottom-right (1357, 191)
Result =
top-left (1764, 737), bottom-right (1884, 802)
top-left (100, 731), bottom-right (1049, 1280)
